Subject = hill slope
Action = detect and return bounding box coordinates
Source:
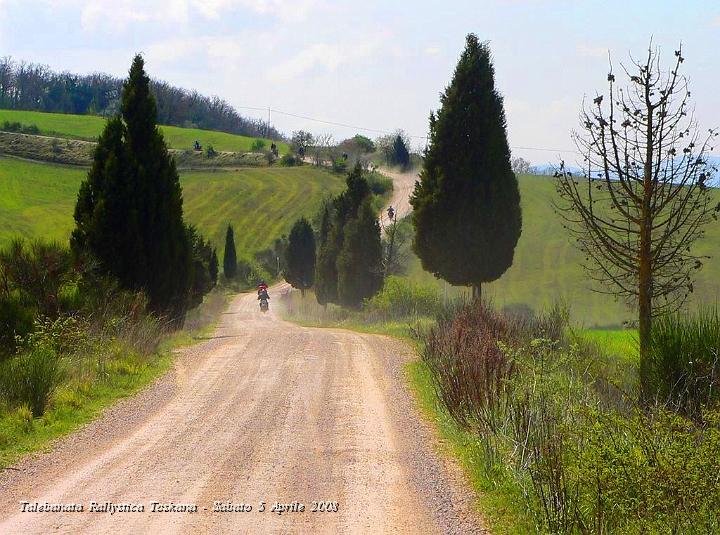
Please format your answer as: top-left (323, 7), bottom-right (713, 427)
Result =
top-left (0, 157), bottom-right (341, 256)
top-left (408, 174), bottom-right (720, 327)
top-left (0, 109), bottom-right (288, 153)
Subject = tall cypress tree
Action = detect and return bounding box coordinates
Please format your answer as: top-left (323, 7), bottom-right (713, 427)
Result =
top-left (314, 163), bottom-right (371, 306)
top-left (72, 54), bottom-right (192, 321)
top-left (410, 34), bottom-right (521, 299)
top-left (285, 217), bottom-right (316, 297)
top-left (315, 202), bottom-right (334, 306)
top-left (391, 135), bottom-right (410, 169)
top-left (223, 224), bottom-right (237, 279)
top-left (209, 250), bottom-right (219, 285)
top-left (337, 198), bottom-right (383, 308)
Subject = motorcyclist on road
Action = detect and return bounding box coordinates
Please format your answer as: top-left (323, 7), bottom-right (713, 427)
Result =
top-left (257, 288), bottom-right (270, 301)
top-left (257, 280), bottom-right (268, 295)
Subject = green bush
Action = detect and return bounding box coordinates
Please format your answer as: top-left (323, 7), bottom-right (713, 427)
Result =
top-left (366, 172), bottom-right (393, 196)
top-left (0, 296), bottom-right (34, 357)
top-left (415, 298), bottom-right (720, 533)
top-left (1, 121), bottom-right (40, 135)
top-left (332, 158), bottom-right (347, 173)
top-left (279, 153), bottom-right (300, 166)
top-left (364, 276), bottom-right (441, 319)
top-left (250, 139), bottom-right (266, 152)
top-left (647, 309), bottom-right (720, 415)
top-left (0, 347), bottom-right (63, 417)
top-left (560, 408), bottom-right (720, 533)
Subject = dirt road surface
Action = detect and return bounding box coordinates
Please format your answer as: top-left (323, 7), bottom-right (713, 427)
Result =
top-left (380, 167), bottom-right (418, 227)
top-left (0, 284), bottom-right (485, 534)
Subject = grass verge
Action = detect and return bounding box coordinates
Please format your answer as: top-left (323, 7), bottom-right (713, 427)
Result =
top-left (0, 288), bottom-right (231, 470)
top-left (407, 360), bottom-right (534, 534)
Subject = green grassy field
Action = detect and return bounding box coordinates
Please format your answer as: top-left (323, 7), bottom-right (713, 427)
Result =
top-left (0, 109), bottom-right (288, 153)
top-left (0, 156), bottom-right (341, 255)
top-left (408, 174), bottom-right (720, 327)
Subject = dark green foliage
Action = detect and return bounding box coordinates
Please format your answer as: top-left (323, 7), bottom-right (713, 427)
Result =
top-left (314, 202), bottom-right (335, 306)
top-left (0, 239), bottom-right (74, 318)
top-left (411, 34), bottom-right (522, 292)
top-left (315, 164), bottom-right (374, 306)
top-left (0, 296), bottom-right (34, 358)
top-left (647, 310), bottom-right (720, 416)
top-left (209, 250), bottom-right (219, 285)
top-left (223, 224), bottom-right (237, 279)
top-left (187, 226), bottom-right (216, 310)
top-left (72, 55), bottom-right (192, 322)
top-left (337, 199), bottom-right (383, 308)
top-left (284, 218), bottom-right (316, 295)
top-left (279, 153), bottom-right (300, 166)
top-left (391, 134), bottom-right (410, 169)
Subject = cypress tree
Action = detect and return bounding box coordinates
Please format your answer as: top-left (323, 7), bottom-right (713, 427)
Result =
top-left (337, 198), bottom-right (383, 308)
top-left (209, 249), bottom-right (219, 285)
top-left (223, 224), bottom-right (237, 279)
top-left (410, 34), bottom-right (521, 300)
top-left (285, 217), bottom-right (316, 297)
top-left (187, 225), bottom-right (215, 309)
top-left (391, 135), bottom-right (410, 169)
top-left (314, 163), bottom-right (371, 306)
top-left (72, 54), bottom-right (192, 321)
top-left (315, 202), bottom-right (334, 306)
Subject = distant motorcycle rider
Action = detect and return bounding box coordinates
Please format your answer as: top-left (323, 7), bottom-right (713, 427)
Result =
top-left (257, 280), bottom-right (268, 295)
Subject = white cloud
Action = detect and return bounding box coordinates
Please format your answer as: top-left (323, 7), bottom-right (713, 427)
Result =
top-left (576, 43), bottom-right (608, 59)
top-left (38, 0), bottom-right (319, 33)
top-left (146, 34), bottom-right (250, 66)
top-left (213, 0), bottom-right (322, 22)
top-left (425, 45), bottom-right (441, 57)
top-left (266, 33), bottom-right (387, 82)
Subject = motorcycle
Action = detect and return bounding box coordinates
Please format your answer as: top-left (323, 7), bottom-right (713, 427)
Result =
top-left (259, 298), bottom-right (269, 313)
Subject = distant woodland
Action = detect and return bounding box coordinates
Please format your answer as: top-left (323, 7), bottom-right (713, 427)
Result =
top-left (0, 57), bottom-right (281, 139)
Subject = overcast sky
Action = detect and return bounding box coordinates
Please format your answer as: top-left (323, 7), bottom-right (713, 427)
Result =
top-left (1, 0), bottom-right (719, 165)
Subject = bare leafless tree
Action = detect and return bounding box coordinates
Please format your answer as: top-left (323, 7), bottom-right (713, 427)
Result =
top-left (511, 156), bottom-right (531, 175)
top-left (555, 43), bottom-right (720, 387)
top-left (312, 133), bottom-right (335, 167)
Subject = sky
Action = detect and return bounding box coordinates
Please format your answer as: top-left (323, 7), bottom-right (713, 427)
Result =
top-left (1, 0), bottom-right (719, 165)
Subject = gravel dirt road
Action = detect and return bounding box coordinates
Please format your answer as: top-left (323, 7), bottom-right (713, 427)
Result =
top-left (380, 167), bottom-right (417, 226)
top-left (0, 283), bottom-right (486, 534)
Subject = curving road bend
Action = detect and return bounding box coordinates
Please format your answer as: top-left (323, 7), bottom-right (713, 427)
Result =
top-left (379, 167), bottom-right (418, 227)
top-left (0, 283), bottom-right (485, 534)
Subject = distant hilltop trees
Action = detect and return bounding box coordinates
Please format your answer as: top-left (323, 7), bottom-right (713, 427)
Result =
top-left (0, 56), bottom-right (281, 140)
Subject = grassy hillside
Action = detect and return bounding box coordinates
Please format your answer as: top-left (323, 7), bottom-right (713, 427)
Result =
top-left (408, 174), bottom-right (720, 327)
top-left (182, 167), bottom-right (342, 254)
top-left (0, 109), bottom-right (288, 153)
top-left (0, 157), bottom-right (341, 255)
